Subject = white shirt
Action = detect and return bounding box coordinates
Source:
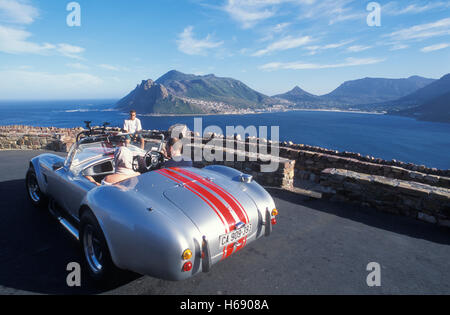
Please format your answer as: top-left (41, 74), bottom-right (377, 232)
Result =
top-left (123, 118), bottom-right (142, 134)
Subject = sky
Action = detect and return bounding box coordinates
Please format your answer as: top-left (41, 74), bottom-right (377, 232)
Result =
top-left (0, 0), bottom-right (449, 100)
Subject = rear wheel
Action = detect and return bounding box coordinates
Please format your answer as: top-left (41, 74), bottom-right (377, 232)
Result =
top-left (80, 210), bottom-right (119, 284)
top-left (26, 168), bottom-right (47, 209)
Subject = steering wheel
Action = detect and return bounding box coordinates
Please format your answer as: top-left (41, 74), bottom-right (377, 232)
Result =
top-left (132, 150), bottom-right (165, 172)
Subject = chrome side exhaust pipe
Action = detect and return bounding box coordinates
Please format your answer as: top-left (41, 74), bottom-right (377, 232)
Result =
top-left (58, 218), bottom-right (79, 240)
top-left (48, 199), bottom-right (79, 241)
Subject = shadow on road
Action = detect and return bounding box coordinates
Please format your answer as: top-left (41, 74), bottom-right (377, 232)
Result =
top-left (0, 179), bottom-right (141, 294)
top-left (266, 187), bottom-right (450, 246)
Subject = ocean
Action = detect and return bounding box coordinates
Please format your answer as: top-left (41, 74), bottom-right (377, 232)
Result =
top-left (1, 99), bottom-right (449, 169)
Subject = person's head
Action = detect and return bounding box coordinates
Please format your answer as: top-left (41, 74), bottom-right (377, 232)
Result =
top-left (129, 110), bottom-right (137, 121)
top-left (114, 146), bottom-right (135, 175)
top-left (166, 137), bottom-right (183, 158)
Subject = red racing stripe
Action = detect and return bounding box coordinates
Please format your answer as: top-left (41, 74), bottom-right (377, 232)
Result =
top-left (160, 168), bottom-right (237, 232)
top-left (171, 168), bottom-right (251, 258)
top-left (155, 169), bottom-right (229, 233)
top-left (171, 168), bottom-right (249, 224)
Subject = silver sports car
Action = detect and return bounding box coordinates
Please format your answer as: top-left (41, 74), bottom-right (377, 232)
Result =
top-left (25, 125), bottom-right (278, 282)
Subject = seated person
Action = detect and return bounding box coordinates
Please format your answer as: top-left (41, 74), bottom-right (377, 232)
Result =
top-left (123, 110), bottom-right (145, 150)
top-left (162, 137), bottom-right (193, 168)
top-left (102, 146), bottom-right (140, 185)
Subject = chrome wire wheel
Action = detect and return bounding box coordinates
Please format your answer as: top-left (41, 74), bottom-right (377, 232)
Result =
top-left (83, 224), bottom-right (104, 275)
top-left (27, 171), bottom-right (40, 203)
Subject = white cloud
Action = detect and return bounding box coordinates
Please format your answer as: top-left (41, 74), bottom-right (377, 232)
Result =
top-left (346, 45), bottom-right (372, 53)
top-left (0, 25), bottom-right (85, 58)
top-left (389, 44), bottom-right (409, 51)
top-left (223, 0), bottom-right (278, 29)
top-left (298, 0), bottom-right (363, 25)
top-left (177, 26), bottom-right (223, 56)
top-left (0, 0), bottom-right (39, 24)
top-left (99, 64), bottom-right (120, 71)
top-left (252, 35), bottom-right (311, 56)
top-left (385, 17), bottom-right (450, 41)
top-left (259, 57), bottom-right (385, 71)
top-left (305, 39), bottom-right (354, 55)
top-left (0, 70), bottom-right (104, 99)
top-left (67, 63), bottom-right (89, 70)
top-left (421, 43), bottom-right (449, 53)
top-left (384, 1), bottom-right (450, 16)
top-left (56, 43), bottom-right (85, 59)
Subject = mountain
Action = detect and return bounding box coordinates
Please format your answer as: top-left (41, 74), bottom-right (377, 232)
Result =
top-left (116, 70), bottom-right (274, 114)
top-left (321, 76), bottom-right (436, 106)
top-left (388, 74), bottom-right (450, 122)
top-left (116, 79), bottom-right (204, 114)
top-left (273, 86), bottom-right (320, 105)
top-left (155, 70), bottom-right (270, 109)
top-left (395, 91), bottom-right (450, 123)
top-left (389, 74), bottom-right (450, 108)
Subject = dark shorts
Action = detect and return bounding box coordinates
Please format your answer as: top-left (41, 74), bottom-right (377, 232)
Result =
top-left (125, 134), bottom-right (143, 142)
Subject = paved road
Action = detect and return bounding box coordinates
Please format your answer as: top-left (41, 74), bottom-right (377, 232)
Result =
top-left (0, 150), bottom-right (449, 295)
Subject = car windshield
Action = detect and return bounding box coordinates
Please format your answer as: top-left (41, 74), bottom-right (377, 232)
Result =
top-left (71, 141), bottom-right (115, 167)
top-left (70, 141), bottom-right (143, 167)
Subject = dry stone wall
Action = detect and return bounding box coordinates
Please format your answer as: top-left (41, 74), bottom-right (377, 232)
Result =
top-left (1, 125), bottom-right (449, 227)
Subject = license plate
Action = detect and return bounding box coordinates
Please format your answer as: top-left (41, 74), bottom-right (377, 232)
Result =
top-left (219, 224), bottom-right (252, 247)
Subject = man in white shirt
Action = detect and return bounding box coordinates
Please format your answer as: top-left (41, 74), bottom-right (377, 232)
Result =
top-left (123, 110), bottom-right (145, 149)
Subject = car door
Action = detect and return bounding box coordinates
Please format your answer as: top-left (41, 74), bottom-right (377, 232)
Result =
top-left (46, 161), bottom-right (94, 220)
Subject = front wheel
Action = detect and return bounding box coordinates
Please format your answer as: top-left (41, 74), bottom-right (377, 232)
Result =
top-left (26, 168), bottom-right (47, 209)
top-left (80, 210), bottom-right (119, 284)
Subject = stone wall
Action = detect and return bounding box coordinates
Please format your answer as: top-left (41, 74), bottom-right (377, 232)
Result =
top-left (184, 142), bottom-right (295, 189)
top-left (0, 125), bottom-right (81, 152)
top-left (320, 168), bottom-right (450, 228)
top-left (1, 125), bottom-right (450, 226)
top-left (280, 147), bottom-right (450, 189)
top-left (182, 135), bottom-right (450, 189)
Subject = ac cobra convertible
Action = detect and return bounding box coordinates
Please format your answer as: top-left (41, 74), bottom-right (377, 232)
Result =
top-left (25, 125), bottom-right (278, 282)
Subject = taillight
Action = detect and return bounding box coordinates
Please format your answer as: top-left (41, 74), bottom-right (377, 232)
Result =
top-left (182, 249), bottom-right (193, 260)
top-left (271, 218), bottom-right (277, 225)
top-left (182, 261), bottom-right (193, 272)
top-left (271, 208), bottom-right (278, 216)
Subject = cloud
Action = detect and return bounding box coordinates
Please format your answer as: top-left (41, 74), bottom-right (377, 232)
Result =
top-left (385, 17), bottom-right (450, 41)
top-left (421, 43), bottom-right (449, 53)
top-left (99, 64), bottom-right (120, 71)
top-left (259, 57), bottom-right (385, 71)
top-left (298, 0), bottom-right (363, 25)
top-left (0, 25), bottom-right (85, 58)
top-left (252, 35), bottom-right (311, 56)
top-left (0, 0), bottom-right (39, 24)
top-left (383, 1), bottom-right (450, 16)
top-left (223, 0), bottom-right (278, 29)
top-left (56, 43), bottom-right (85, 59)
top-left (305, 39), bottom-right (354, 55)
top-left (389, 44), bottom-right (409, 51)
top-left (177, 26), bottom-right (224, 56)
top-left (346, 45), bottom-right (372, 53)
top-left (67, 63), bottom-right (89, 70)
top-left (0, 70), bottom-right (104, 99)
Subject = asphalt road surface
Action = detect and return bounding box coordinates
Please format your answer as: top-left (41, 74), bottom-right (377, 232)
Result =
top-left (0, 150), bottom-right (449, 295)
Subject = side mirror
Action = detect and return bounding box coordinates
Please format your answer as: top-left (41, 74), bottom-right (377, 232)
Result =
top-left (52, 162), bottom-right (64, 171)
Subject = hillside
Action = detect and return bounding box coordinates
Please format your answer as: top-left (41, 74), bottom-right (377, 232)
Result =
top-left (393, 91), bottom-right (450, 123)
top-left (273, 86), bottom-right (321, 106)
top-left (320, 76), bottom-right (435, 107)
top-left (116, 79), bottom-right (205, 114)
top-left (389, 74), bottom-right (450, 109)
top-left (155, 70), bottom-right (270, 109)
top-left (116, 70), bottom-right (274, 114)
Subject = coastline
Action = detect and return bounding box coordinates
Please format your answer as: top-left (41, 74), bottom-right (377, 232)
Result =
top-left (138, 108), bottom-right (386, 117)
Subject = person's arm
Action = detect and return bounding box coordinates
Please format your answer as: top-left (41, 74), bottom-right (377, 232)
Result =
top-left (137, 119), bottom-right (142, 132)
top-left (123, 120), bottom-right (129, 132)
top-left (85, 176), bottom-right (101, 186)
